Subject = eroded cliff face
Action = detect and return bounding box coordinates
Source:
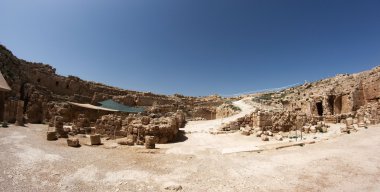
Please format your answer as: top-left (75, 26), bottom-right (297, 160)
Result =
top-left (263, 65), bottom-right (380, 117)
top-left (218, 65), bottom-right (380, 135)
top-left (0, 44), bottom-right (225, 123)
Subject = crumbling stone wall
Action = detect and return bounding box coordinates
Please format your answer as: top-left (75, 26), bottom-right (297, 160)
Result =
top-left (215, 103), bottom-right (241, 119)
top-left (357, 101), bottom-right (380, 125)
top-left (0, 45), bottom-right (228, 123)
top-left (94, 110), bottom-right (186, 144)
top-left (220, 110), bottom-right (308, 133)
top-left (256, 66), bottom-right (380, 119)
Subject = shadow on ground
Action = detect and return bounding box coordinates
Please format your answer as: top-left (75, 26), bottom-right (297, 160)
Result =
top-left (172, 130), bottom-right (188, 143)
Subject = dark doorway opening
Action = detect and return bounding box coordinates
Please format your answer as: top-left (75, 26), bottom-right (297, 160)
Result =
top-left (334, 96), bottom-right (342, 114)
top-left (316, 102), bottom-right (323, 116)
top-left (327, 95), bottom-right (335, 115)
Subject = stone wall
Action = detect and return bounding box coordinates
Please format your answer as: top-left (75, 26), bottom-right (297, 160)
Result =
top-left (215, 103), bottom-right (241, 119)
top-left (219, 110), bottom-right (309, 133)
top-left (93, 111), bottom-right (186, 144)
top-left (0, 44), bottom-right (227, 123)
top-left (258, 66), bottom-right (380, 119)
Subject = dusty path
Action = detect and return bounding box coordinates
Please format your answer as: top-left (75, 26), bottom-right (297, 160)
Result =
top-left (160, 98), bottom-right (258, 154)
top-left (161, 98), bottom-right (343, 155)
top-left (183, 98), bottom-right (255, 133)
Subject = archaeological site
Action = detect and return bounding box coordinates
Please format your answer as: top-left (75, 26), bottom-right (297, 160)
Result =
top-left (1, 43), bottom-right (380, 191)
top-left (1, 2), bottom-right (380, 191)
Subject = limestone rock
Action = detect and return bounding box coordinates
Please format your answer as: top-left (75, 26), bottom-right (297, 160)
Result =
top-left (164, 184), bottom-right (183, 191)
top-left (275, 134), bottom-right (283, 141)
top-left (303, 125), bottom-right (310, 134)
top-left (67, 138), bottom-right (80, 147)
top-left (47, 131), bottom-right (57, 141)
top-left (310, 126), bottom-right (317, 133)
top-left (145, 136), bottom-right (155, 149)
top-left (261, 134), bottom-right (269, 141)
top-left (90, 134), bottom-right (101, 145)
top-left (117, 138), bottom-right (134, 146)
top-left (346, 118), bottom-right (353, 126)
top-left (241, 130), bottom-right (250, 136)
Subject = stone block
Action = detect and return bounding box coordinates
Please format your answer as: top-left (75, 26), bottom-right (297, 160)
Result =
top-left (145, 136), bottom-right (155, 149)
top-left (47, 131), bottom-right (57, 141)
top-left (67, 138), bottom-right (80, 147)
top-left (90, 134), bottom-right (101, 145)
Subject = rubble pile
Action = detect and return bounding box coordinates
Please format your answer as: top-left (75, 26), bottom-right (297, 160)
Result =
top-left (93, 110), bottom-right (186, 144)
top-left (94, 115), bottom-right (123, 136)
top-left (215, 102), bottom-right (241, 119)
top-left (71, 114), bottom-right (91, 134)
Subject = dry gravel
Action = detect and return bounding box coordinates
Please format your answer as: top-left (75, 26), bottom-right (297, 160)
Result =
top-left (1, 123), bottom-right (380, 192)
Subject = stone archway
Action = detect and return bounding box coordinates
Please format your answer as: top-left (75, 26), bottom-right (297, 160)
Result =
top-left (334, 95), bottom-right (343, 115)
top-left (316, 101), bottom-right (323, 116)
top-left (327, 95), bottom-right (335, 115)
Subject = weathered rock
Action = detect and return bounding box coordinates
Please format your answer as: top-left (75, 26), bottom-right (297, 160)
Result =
top-left (90, 134), bottom-right (102, 145)
top-left (164, 184), bottom-right (183, 191)
top-left (141, 116), bottom-right (151, 125)
top-left (303, 126), bottom-right (310, 134)
top-left (340, 126), bottom-right (348, 133)
top-left (54, 116), bottom-right (68, 138)
top-left (229, 122), bottom-right (240, 130)
top-left (256, 131), bottom-right (263, 137)
top-left (321, 126), bottom-right (328, 133)
top-left (136, 139), bottom-right (144, 145)
top-left (73, 114), bottom-right (90, 133)
top-left (310, 126), bottom-right (317, 133)
top-left (241, 130), bottom-right (250, 136)
top-left (117, 138), bottom-right (134, 146)
top-left (145, 136), bottom-right (155, 149)
top-left (275, 134), bottom-right (283, 141)
top-left (47, 131), bottom-right (57, 141)
top-left (67, 138), bottom-right (80, 147)
top-left (261, 134), bottom-right (269, 141)
top-left (346, 118), bottom-right (353, 126)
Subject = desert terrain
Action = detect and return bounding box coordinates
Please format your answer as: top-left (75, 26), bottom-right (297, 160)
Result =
top-left (0, 44), bottom-right (380, 192)
top-left (1, 99), bottom-right (379, 192)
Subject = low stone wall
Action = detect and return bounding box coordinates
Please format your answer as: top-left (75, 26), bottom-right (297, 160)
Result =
top-left (94, 110), bottom-right (186, 144)
top-left (220, 110), bottom-right (308, 133)
top-left (356, 101), bottom-right (380, 125)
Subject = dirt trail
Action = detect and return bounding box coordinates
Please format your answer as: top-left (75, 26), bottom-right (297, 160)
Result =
top-left (184, 98), bottom-right (255, 133)
top-left (160, 98), bottom-right (258, 154)
top-left (161, 98), bottom-right (346, 155)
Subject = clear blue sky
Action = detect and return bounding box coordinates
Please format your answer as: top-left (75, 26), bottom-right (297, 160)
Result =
top-left (1, 0), bottom-right (379, 96)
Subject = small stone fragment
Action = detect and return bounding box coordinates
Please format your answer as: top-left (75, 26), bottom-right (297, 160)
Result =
top-left (67, 138), bottom-right (80, 147)
top-left (47, 131), bottom-right (57, 141)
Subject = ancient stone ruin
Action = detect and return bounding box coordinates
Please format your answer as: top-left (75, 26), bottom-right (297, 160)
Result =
top-left (0, 43), bottom-right (380, 147)
top-left (217, 66), bottom-right (380, 140)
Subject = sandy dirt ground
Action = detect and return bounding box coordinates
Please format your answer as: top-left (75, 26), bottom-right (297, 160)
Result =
top-left (1, 124), bottom-right (380, 192)
top-left (1, 99), bottom-right (380, 192)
